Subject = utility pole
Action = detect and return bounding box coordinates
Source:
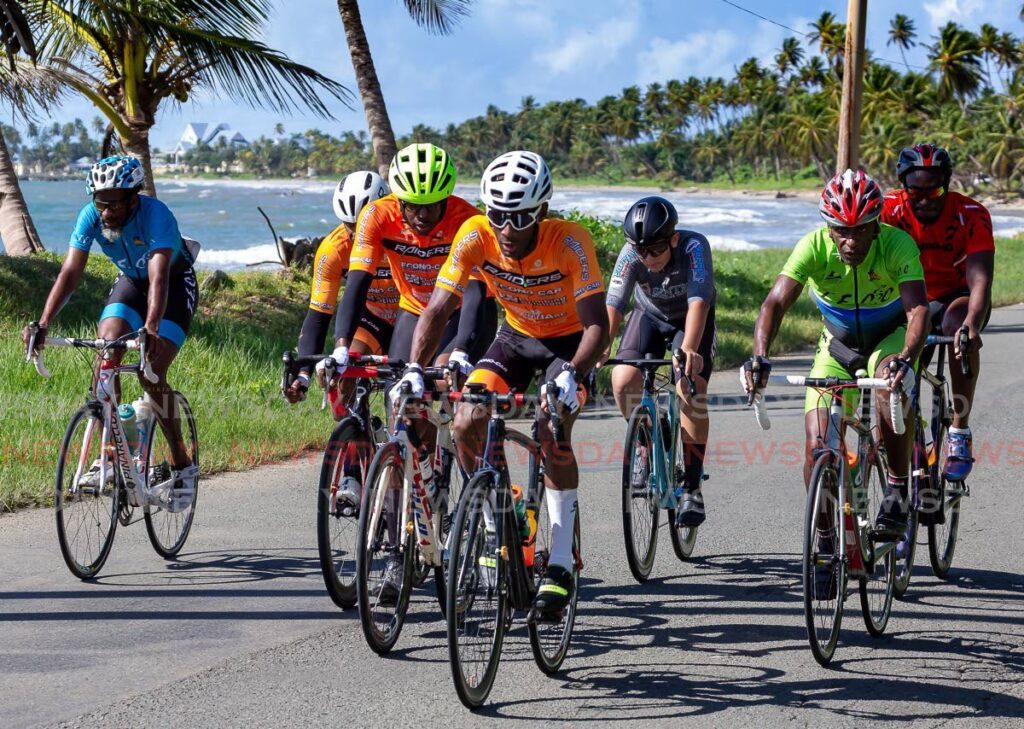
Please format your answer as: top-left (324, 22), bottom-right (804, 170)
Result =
top-left (837, 0), bottom-right (868, 172)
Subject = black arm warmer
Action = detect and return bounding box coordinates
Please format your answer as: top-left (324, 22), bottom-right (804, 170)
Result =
top-left (297, 308), bottom-right (332, 363)
top-left (450, 279), bottom-right (486, 353)
top-left (333, 270), bottom-right (373, 342)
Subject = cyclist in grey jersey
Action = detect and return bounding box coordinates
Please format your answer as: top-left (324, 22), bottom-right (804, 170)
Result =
top-left (602, 196), bottom-right (717, 527)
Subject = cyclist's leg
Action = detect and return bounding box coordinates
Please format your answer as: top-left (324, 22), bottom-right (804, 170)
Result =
top-left (871, 328), bottom-right (916, 531)
top-left (803, 330), bottom-right (857, 487)
top-left (610, 310), bottom-right (669, 419)
top-left (937, 290), bottom-right (988, 429)
top-left (675, 308), bottom-right (715, 486)
top-left (96, 274), bottom-right (143, 398)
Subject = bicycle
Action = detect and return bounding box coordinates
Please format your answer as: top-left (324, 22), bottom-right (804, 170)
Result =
top-left (446, 384), bottom-right (581, 709)
top-left (751, 371), bottom-right (905, 666)
top-left (604, 350), bottom-right (702, 582)
top-left (893, 327), bottom-right (973, 596)
top-left (26, 327), bottom-right (199, 580)
top-left (354, 365), bottom-right (461, 655)
top-left (281, 351), bottom-right (394, 609)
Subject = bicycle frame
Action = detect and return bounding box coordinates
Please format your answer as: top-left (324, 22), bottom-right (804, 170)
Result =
top-left (637, 369), bottom-right (681, 509)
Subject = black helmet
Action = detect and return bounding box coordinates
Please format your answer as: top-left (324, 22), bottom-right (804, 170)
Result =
top-left (622, 196), bottom-right (678, 247)
top-left (896, 143), bottom-right (953, 185)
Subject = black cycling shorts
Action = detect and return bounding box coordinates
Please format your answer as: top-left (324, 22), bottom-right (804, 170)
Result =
top-left (99, 270), bottom-right (198, 348)
top-left (469, 323), bottom-right (584, 393)
top-left (920, 288), bottom-right (990, 371)
top-left (353, 309), bottom-right (395, 355)
top-left (388, 298), bottom-right (497, 364)
top-left (616, 307), bottom-right (716, 382)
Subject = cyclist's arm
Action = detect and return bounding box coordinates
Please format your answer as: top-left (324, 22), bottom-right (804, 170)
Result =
top-left (448, 278), bottom-right (487, 354)
top-left (753, 274), bottom-right (803, 357)
top-left (604, 305), bottom-right (625, 361)
top-left (963, 250), bottom-right (994, 336)
top-left (410, 287), bottom-right (461, 367)
top-left (332, 271), bottom-right (372, 347)
top-left (297, 309), bottom-right (332, 359)
top-left (145, 250), bottom-right (171, 335)
top-left (37, 247), bottom-right (89, 329)
top-left (569, 293), bottom-right (610, 377)
top-left (898, 279), bottom-right (929, 361)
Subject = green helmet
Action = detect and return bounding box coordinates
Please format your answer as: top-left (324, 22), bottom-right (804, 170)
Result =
top-left (388, 143), bottom-right (456, 204)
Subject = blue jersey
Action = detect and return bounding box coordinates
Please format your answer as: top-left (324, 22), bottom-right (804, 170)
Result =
top-left (69, 195), bottom-right (189, 281)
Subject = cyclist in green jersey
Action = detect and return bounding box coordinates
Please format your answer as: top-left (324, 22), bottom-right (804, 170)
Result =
top-left (742, 170), bottom-right (929, 552)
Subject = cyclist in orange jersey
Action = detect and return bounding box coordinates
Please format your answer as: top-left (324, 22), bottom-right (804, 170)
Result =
top-left (401, 151), bottom-right (609, 619)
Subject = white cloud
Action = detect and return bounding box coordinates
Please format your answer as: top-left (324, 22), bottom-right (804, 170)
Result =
top-left (635, 22), bottom-right (786, 85)
top-left (923, 0), bottom-right (986, 27)
top-left (534, 15), bottom-right (639, 75)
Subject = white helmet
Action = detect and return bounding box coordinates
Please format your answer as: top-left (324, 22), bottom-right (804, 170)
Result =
top-left (333, 170), bottom-right (389, 223)
top-left (479, 151), bottom-right (553, 211)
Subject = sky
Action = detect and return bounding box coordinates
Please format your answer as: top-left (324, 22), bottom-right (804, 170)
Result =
top-left (12, 0), bottom-right (1024, 151)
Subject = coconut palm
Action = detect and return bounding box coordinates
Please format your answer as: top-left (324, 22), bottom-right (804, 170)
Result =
top-left (337, 0), bottom-right (472, 177)
top-left (1, 0), bottom-right (36, 65)
top-left (25, 0), bottom-right (350, 196)
top-left (887, 14), bottom-right (917, 72)
top-left (775, 37), bottom-right (804, 78)
top-left (808, 12), bottom-right (845, 69)
top-left (928, 22), bottom-right (984, 103)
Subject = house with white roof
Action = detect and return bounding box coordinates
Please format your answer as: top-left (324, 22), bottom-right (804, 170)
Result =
top-left (173, 122), bottom-right (249, 165)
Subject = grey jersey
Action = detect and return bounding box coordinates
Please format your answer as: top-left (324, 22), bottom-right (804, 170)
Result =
top-left (606, 229), bottom-right (716, 324)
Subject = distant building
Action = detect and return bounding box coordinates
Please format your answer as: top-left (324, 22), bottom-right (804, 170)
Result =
top-left (173, 122), bottom-right (249, 165)
top-left (65, 156), bottom-right (94, 173)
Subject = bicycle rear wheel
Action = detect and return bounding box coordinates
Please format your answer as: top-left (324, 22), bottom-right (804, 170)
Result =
top-left (858, 450), bottom-right (895, 636)
top-left (894, 427), bottom-right (926, 599)
top-left (431, 447), bottom-right (461, 617)
top-left (144, 392), bottom-right (199, 557)
top-left (803, 452), bottom-right (845, 666)
top-left (56, 405), bottom-right (120, 580)
top-left (446, 473), bottom-right (506, 709)
top-left (529, 508), bottom-right (580, 674)
top-left (317, 418), bottom-right (372, 609)
top-left (356, 441), bottom-right (414, 655)
top-left (621, 407), bottom-right (658, 582)
top-left (668, 423), bottom-right (698, 561)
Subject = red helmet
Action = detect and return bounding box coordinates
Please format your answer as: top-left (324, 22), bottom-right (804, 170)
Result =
top-left (819, 169), bottom-right (883, 227)
top-left (896, 143), bottom-right (952, 184)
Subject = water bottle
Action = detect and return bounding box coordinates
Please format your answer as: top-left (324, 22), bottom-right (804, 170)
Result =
top-left (132, 397), bottom-right (152, 456)
top-left (510, 485), bottom-right (530, 539)
top-left (118, 403), bottom-right (140, 457)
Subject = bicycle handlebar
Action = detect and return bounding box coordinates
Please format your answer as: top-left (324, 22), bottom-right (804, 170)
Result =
top-left (604, 348), bottom-right (697, 397)
top-left (925, 326), bottom-right (972, 378)
top-left (26, 326), bottom-right (157, 383)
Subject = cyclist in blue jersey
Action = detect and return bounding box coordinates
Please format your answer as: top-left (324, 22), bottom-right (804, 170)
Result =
top-left (602, 196), bottom-right (717, 528)
top-left (23, 155), bottom-right (198, 495)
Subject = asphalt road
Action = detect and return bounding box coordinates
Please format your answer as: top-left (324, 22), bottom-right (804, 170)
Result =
top-left (3, 306), bottom-right (1023, 728)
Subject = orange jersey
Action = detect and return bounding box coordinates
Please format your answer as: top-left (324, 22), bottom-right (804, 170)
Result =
top-left (309, 224), bottom-right (399, 323)
top-left (437, 216), bottom-right (605, 338)
top-left (348, 193), bottom-right (481, 315)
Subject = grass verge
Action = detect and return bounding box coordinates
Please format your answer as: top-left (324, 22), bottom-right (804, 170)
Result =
top-left (2, 230), bottom-right (1022, 512)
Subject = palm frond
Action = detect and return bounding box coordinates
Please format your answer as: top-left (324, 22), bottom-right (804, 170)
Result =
top-left (0, 55), bottom-right (67, 115)
top-left (401, 0), bottom-right (472, 35)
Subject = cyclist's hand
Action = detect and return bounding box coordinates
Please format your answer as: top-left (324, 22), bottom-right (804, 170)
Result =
top-left (315, 345), bottom-right (348, 388)
top-left (390, 364), bottom-right (425, 410)
top-left (742, 356), bottom-right (771, 395)
top-left (145, 328), bottom-right (166, 364)
top-left (284, 373), bottom-right (310, 403)
top-left (22, 323), bottom-right (46, 355)
top-left (542, 366), bottom-right (580, 414)
top-left (955, 323), bottom-right (982, 359)
top-left (885, 355), bottom-right (915, 392)
top-left (678, 347), bottom-right (702, 382)
top-left (596, 346), bottom-right (612, 368)
top-left (448, 349), bottom-right (472, 377)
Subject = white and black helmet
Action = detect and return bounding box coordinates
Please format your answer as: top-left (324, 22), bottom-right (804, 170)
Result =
top-left (85, 155), bottom-right (145, 195)
top-left (333, 170), bottom-right (389, 224)
top-left (479, 151), bottom-right (553, 211)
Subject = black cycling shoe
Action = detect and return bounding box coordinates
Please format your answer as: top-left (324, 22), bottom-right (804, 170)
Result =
top-left (675, 486), bottom-right (706, 527)
top-left (532, 564), bottom-right (574, 617)
top-left (874, 484), bottom-right (910, 539)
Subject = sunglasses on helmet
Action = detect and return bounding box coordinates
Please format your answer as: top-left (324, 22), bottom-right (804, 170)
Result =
top-left (486, 206), bottom-right (542, 231)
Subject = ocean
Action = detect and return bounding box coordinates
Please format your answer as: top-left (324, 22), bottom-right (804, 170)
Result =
top-left (16, 178), bottom-right (1024, 271)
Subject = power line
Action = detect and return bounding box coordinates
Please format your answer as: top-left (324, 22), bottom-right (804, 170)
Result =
top-left (716, 0), bottom-right (932, 72)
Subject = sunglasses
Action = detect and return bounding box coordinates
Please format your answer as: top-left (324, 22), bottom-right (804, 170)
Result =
top-left (904, 185), bottom-right (946, 201)
top-left (633, 240), bottom-right (671, 258)
top-left (486, 206), bottom-right (542, 231)
top-left (93, 197), bottom-right (133, 212)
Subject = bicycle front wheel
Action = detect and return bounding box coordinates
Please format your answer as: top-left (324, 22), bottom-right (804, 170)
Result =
top-left (895, 427), bottom-right (926, 599)
top-left (858, 450), bottom-right (895, 636)
top-left (802, 452), bottom-right (845, 666)
top-left (928, 481), bottom-right (964, 579)
top-left (446, 473), bottom-right (506, 709)
top-left (356, 441), bottom-right (414, 655)
top-left (144, 392), bottom-right (199, 557)
top-left (528, 508), bottom-right (580, 674)
top-left (668, 423), bottom-right (698, 561)
top-left (621, 407), bottom-right (658, 582)
top-left (56, 405), bottom-right (120, 580)
top-left (317, 418), bottom-right (372, 609)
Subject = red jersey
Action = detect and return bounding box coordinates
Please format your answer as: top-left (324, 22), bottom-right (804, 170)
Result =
top-left (881, 190), bottom-right (994, 300)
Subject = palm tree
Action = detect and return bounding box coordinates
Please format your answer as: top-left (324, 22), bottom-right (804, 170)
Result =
top-left (928, 22), bottom-right (984, 104)
top-left (887, 14), bottom-right (917, 72)
top-left (979, 23), bottom-right (1000, 89)
top-left (25, 0), bottom-right (349, 196)
top-left (808, 12), bottom-right (845, 69)
top-left (337, 0), bottom-right (472, 177)
top-left (775, 37), bottom-right (804, 78)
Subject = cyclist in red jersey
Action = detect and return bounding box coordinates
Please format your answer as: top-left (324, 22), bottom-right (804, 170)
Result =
top-left (881, 143), bottom-right (994, 481)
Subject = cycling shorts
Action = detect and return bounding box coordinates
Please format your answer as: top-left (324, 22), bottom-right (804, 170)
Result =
top-left (99, 270), bottom-right (198, 349)
top-left (919, 288), bottom-right (990, 371)
top-left (352, 308), bottom-right (394, 356)
top-left (616, 307), bottom-right (716, 383)
top-left (387, 298), bottom-right (497, 364)
top-left (805, 326), bottom-right (909, 415)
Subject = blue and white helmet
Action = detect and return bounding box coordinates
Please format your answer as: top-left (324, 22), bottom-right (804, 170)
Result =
top-left (86, 155), bottom-right (145, 195)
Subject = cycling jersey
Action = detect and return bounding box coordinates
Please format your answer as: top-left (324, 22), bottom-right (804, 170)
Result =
top-left (347, 193), bottom-right (480, 315)
top-left (69, 195), bottom-right (191, 282)
top-left (881, 190), bottom-right (995, 301)
top-left (781, 224), bottom-right (924, 352)
top-left (437, 216), bottom-right (605, 339)
top-left (606, 230), bottom-right (716, 324)
top-left (309, 223), bottom-right (399, 324)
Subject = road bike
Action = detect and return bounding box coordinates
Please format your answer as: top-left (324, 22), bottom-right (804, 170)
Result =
top-left (27, 327), bottom-right (199, 580)
top-left (446, 384), bottom-right (580, 709)
top-left (605, 351), bottom-right (702, 582)
top-left (751, 371), bottom-right (905, 665)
